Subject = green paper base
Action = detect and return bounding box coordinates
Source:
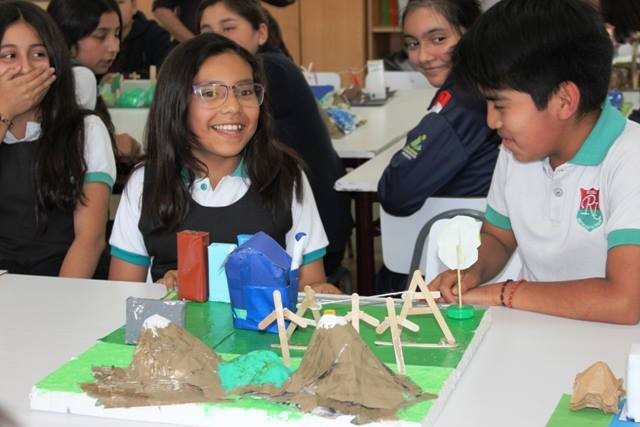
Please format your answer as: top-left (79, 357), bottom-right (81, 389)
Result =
top-left (546, 394), bottom-right (614, 427)
top-left (446, 305), bottom-right (475, 319)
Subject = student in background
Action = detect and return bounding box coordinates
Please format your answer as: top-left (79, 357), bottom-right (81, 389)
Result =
top-left (47, 0), bottom-right (141, 165)
top-left (111, 0), bottom-right (174, 79)
top-left (198, 0), bottom-right (353, 283)
top-left (378, 0), bottom-right (500, 217)
top-left (0, 1), bottom-right (115, 277)
top-left (375, 0), bottom-right (500, 293)
top-left (153, 0), bottom-right (297, 43)
top-left (108, 33), bottom-right (340, 294)
top-left (429, 0), bottom-right (640, 325)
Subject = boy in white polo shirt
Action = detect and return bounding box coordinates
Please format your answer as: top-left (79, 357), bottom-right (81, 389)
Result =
top-left (428, 0), bottom-right (640, 324)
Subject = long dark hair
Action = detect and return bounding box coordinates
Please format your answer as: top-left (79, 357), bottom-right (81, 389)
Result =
top-left (142, 33), bottom-right (302, 232)
top-left (0, 1), bottom-right (88, 215)
top-left (402, 0), bottom-right (481, 34)
top-left (47, 0), bottom-right (121, 151)
top-left (197, 0), bottom-right (289, 55)
top-left (46, 0), bottom-right (122, 53)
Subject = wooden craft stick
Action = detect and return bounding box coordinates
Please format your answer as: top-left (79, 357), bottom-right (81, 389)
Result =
top-left (271, 344), bottom-right (307, 351)
top-left (273, 290), bottom-right (290, 367)
top-left (258, 312), bottom-right (277, 330)
top-left (351, 293), bottom-right (360, 333)
top-left (374, 340), bottom-right (458, 349)
top-left (415, 274), bottom-right (456, 345)
top-left (386, 297), bottom-right (405, 375)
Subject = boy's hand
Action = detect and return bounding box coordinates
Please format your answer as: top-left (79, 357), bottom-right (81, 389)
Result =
top-left (157, 269), bottom-right (178, 290)
top-left (0, 66), bottom-right (56, 119)
top-left (428, 269), bottom-right (481, 303)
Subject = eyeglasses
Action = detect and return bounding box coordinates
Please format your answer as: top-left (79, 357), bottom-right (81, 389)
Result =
top-left (192, 81), bottom-right (265, 108)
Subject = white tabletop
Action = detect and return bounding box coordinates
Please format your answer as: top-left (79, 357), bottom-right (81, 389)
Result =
top-left (331, 88), bottom-right (435, 159)
top-left (1, 274), bottom-right (637, 427)
top-left (334, 139), bottom-right (404, 192)
top-left (109, 88), bottom-right (435, 160)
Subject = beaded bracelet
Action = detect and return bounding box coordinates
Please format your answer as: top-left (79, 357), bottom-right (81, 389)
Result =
top-left (506, 279), bottom-right (525, 309)
top-left (500, 279), bottom-right (512, 306)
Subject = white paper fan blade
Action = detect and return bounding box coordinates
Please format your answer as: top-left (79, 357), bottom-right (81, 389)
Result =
top-left (436, 216), bottom-right (481, 270)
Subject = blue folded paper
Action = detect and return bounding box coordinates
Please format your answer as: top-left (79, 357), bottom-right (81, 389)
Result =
top-left (225, 231), bottom-right (298, 333)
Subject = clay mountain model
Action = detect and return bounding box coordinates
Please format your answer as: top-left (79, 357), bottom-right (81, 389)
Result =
top-left (277, 314), bottom-right (435, 422)
top-left (83, 315), bottom-right (225, 408)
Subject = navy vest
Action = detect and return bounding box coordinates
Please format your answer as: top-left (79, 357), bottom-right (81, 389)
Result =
top-left (0, 141), bottom-right (75, 275)
top-left (140, 186), bottom-right (292, 281)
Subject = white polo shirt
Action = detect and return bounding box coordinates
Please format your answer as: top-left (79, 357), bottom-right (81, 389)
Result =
top-left (485, 102), bottom-right (640, 282)
top-left (110, 162), bottom-right (329, 269)
top-left (3, 115), bottom-right (116, 189)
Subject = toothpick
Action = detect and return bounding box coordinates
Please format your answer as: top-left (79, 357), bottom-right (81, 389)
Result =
top-left (456, 243), bottom-right (463, 309)
top-left (386, 297), bottom-right (405, 374)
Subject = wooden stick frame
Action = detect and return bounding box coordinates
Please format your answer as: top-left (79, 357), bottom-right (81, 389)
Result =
top-left (376, 270), bottom-right (456, 349)
top-left (258, 289), bottom-right (315, 367)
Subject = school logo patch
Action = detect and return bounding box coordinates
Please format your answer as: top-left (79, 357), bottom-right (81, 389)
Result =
top-left (576, 187), bottom-right (603, 232)
top-left (401, 134), bottom-right (427, 159)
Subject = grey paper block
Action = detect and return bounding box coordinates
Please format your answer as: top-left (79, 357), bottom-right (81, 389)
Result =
top-left (125, 297), bottom-right (186, 344)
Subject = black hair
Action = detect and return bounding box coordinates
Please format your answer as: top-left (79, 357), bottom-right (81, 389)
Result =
top-left (142, 33), bottom-right (302, 232)
top-left (402, 0), bottom-right (481, 34)
top-left (47, 0), bottom-right (121, 160)
top-left (197, 0), bottom-right (287, 54)
top-left (600, 0), bottom-right (640, 43)
top-left (46, 0), bottom-right (122, 52)
top-left (452, 0), bottom-right (613, 116)
top-left (0, 1), bottom-right (89, 217)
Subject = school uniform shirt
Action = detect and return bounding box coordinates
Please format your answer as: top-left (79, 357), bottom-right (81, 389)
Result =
top-left (259, 43), bottom-right (353, 260)
top-left (152, 0), bottom-right (199, 34)
top-left (0, 115), bottom-right (116, 275)
top-left (109, 163), bottom-right (328, 280)
top-left (485, 102), bottom-right (640, 282)
top-left (378, 77), bottom-right (501, 216)
top-left (72, 66), bottom-right (97, 109)
top-left (110, 11), bottom-right (174, 78)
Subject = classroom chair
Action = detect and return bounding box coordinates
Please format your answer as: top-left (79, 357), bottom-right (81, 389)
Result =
top-left (380, 197), bottom-right (488, 275)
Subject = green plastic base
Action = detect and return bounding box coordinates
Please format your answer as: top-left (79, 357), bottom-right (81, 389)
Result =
top-left (446, 305), bottom-right (475, 320)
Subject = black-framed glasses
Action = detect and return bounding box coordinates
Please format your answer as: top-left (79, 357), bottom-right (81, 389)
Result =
top-left (192, 81), bottom-right (265, 108)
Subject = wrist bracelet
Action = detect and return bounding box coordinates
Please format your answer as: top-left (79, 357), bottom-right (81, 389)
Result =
top-left (500, 279), bottom-right (511, 306)
top-left (0, 114), bottom-right (13, 130)
top-left (506, 279), bottom-right (525, 309)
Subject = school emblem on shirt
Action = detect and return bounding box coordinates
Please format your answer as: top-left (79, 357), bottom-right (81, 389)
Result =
top-left (401, 134), bottom-right (427, 159)
top-left (576, 187), bottom-right (603, 232)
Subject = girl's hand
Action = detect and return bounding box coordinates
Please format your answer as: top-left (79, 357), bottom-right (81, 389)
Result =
top-left (0, 66), bottom-right (55, 119)
top-left (157, 269), bottom-right (178, 290)
top-left (116, 133), bottom-right (142, 165)
top-left (308, 283), bottom-right (343, 295)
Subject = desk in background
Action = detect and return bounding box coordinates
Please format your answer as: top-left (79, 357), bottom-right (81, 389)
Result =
top-left (1, 274), bottom-right (637, 426)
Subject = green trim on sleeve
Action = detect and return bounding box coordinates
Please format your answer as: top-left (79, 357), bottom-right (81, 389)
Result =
top-left (608, 229), bottom-right (640, 249)
top-left (485, 205), bottom-right (512, 230)
top-left (85, 172), bottom-right (114, 190)
top-left (111, 245), bottom-right (151, 267)
top-left (302, 247), bottom-right (326, 266)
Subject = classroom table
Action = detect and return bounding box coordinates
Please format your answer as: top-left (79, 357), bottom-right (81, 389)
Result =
top-left (334, 140), bottom-right (405, 294)
top-left (1, 273), bottom-right (638, 427)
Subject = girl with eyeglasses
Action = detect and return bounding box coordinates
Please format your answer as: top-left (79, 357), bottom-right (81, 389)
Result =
top-left (197, 0), bottom-right (353, 282)
top-left (108, 33), bottom-right (341, 294)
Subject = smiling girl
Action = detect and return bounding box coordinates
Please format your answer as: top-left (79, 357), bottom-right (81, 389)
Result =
top-left (0, 1), bottom-right (116, 277)
top-left (108, 33), bottom-right (340, 294)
